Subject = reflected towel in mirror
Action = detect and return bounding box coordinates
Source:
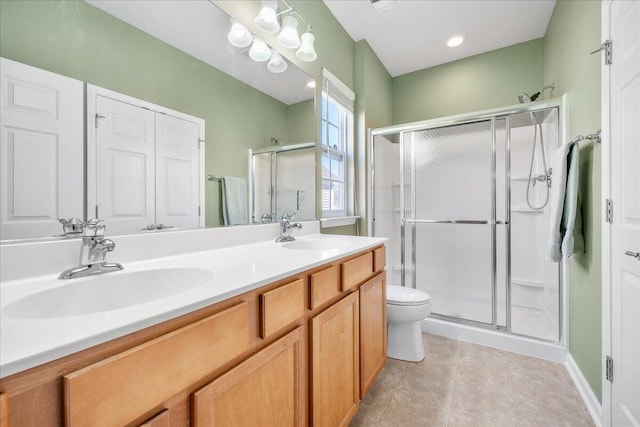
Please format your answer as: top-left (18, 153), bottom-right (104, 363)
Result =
top-left (221, 177), bottom-right (248, 226)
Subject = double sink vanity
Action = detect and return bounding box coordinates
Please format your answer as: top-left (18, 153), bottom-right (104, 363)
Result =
top-left (0, 222), bottom-right (387, 426)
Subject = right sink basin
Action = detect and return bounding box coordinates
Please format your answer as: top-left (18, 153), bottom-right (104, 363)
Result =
top-left (280, 238), bottom-right (352, 251)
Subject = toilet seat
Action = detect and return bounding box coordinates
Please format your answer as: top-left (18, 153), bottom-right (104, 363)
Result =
top-left (386, 285), bottom-right (430, 306)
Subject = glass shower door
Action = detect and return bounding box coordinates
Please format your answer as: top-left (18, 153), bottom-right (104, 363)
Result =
top-left (403, 120), bottom-right (497, 325)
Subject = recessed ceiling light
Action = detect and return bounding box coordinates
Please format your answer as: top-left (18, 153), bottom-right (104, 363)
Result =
top-left (306, 81), bottom-right (316, 88)
top-left (447, 36), bottom-right (464, 47)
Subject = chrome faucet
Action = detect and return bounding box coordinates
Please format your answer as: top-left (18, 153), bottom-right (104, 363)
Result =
top-left (275, 213), bottom-right (302, 243)
top-left (59, 219), bottom-right (124, 279)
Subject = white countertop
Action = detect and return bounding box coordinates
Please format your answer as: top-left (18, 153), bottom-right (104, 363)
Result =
top-left (0, 233), bottom-right (386, 378)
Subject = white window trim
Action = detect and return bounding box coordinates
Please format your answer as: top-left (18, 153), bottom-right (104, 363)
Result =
top-left (321, 68), bottom-right (354, 219)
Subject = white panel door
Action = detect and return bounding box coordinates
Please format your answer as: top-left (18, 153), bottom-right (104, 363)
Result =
top-left (609, 1), bottom-right (640, 426)
top-left (0, 57), bottom-right (83, 240)
top-left (95, 95), bottom-right (155, 234)
top-left (155, 113), bottom-right (200, 229)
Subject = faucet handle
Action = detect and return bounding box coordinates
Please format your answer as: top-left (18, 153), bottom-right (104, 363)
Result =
top-left (282, 212), bottom-right (295, 222)
top-left (59, 217), bottom-right (85, 235)
top-left (101, 239), bottom-right (116, 252)
top-left (84, 219), bottom-right (105, 237)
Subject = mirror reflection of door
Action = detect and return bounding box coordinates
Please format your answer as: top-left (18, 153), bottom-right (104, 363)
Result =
top-left (0, 58), bottom-right (83, 240)
top-left (88, 85), bottom-right (204, 235)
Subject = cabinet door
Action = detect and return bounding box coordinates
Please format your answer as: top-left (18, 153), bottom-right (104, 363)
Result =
top-left (155, 114), bottom-right (201, 230)
top-left (139, 410), bottom-right (169, 427)
top-left (193, 327), bottom-right (305, 427)
top-left (359, 272), bottom-right (387, 397)
top-left (310, 292), bottom-right (359, 427)
top-left (94, 94), bottom-right (156, 234)
top-left (0, 58), bottom-right (83, 240)
top-left (0, 393), bottom-right (8, 427)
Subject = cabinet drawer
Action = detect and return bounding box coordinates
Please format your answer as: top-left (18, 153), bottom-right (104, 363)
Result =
top-left (64, 302), bottom-right (251, 427)
top-left (341, 252), bottom-right (373, 291)
top-left (309, 265), bottom-right (340, 309)
top-left (260, 278), bottom-right (305, 338)
top-left (193, 327), bottom-right (305, 427)
top-left (139, 410), bottom-right (169, 427)
top-left (373, 246), bottom-right (386, 273)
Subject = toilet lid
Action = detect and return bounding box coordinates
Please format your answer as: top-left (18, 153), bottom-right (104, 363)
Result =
top-left (386, 285), bottom-right (430, 306)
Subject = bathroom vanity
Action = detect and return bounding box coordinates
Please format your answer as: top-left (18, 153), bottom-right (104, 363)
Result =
top-left (0, 229), bottom-right (387, 427)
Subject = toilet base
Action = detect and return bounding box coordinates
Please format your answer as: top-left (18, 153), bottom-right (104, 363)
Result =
top-left (387, 321), bottom-right (425, 362)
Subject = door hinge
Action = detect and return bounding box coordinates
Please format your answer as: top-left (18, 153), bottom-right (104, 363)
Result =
top-left (95, 114), bottom-right (105, 128)
top-left (606, 199), bottom-right (613, 223)
top-left (95, 205), bottom-right (99, 218)
top-left (198, 205), bottom-right (201, 216)
top-left (604, 40), bottom-right (613, 65)
top-left (591, 40), bottom-right (612, 65)
top-left (198, 139), bottom-right (205, 149)
top-left (606, 355), bottom-right (613, 382)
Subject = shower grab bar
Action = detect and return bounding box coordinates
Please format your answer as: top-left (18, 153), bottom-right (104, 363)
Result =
top-left (568, 129), bottom-right (601, 146)
top-left (404, 219), bottom-right (508, 225)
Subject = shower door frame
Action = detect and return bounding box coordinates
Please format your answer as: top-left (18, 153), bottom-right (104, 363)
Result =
top-left (368, 99), bottom-right (564, 344)
top-left (248, 142), bottom-right (315, 224)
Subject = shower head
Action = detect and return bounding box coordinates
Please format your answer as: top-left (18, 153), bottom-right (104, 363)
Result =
top-left (517, 83), bottom-right (555, 104)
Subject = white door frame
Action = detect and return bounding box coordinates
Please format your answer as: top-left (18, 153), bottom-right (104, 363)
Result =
top-left (601, 1), bottom-right (612, 426)
top-left (86, 84), bottom-right (205, 229)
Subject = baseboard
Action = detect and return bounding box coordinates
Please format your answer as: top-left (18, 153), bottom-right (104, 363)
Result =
top-left (565, 353), bottom-right (602, 427)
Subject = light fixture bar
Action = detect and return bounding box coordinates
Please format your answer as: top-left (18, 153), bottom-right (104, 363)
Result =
top-left (276, 0), bottom-right (310, 27)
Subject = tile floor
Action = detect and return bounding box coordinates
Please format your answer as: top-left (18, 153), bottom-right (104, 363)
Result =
top-left (350, 333), bottom-right (595, 427)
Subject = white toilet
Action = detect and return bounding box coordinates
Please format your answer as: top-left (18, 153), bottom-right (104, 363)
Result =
top-left (386, 285), bottom-right (431, 362)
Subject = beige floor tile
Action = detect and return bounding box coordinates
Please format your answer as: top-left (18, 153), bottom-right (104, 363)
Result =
top-left (458, 342), bottom-right (510, 368)
top-left (447, 408), bottom-right (516, 427)
top-left (449, 379), bottom-right (516, 426)
top-left (515, 397), bottom-right (592, 427)
top-left (349, 412), bottom-right (380, 427)
top-left (357, 377), bottom-right (395, 424)
top-left (376, 358), bottom-right (409, 387)
top-left (455, 358), bottom-right (511, 390)
top-left (422, 333), bottom-right (460, 363)
top-left (398, 361), bottom-right (457, 395)
top-left (507, 352), bottom-right (566, 374)
top-left (378, 389), bottom-right (450, 427)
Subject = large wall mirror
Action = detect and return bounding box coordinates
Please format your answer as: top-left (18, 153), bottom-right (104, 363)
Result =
top-left (0, 0), bottom-right (316, 242)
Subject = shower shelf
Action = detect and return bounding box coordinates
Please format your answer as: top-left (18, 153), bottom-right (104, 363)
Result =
top-left (511, 206), bottom-right (545, 213)
top-left (512, 277), bottom-right (545, 288)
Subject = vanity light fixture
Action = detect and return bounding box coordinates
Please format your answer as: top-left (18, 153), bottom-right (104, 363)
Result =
top-left (296, 26), bottom-right (317, 62)
top-left (277, 15), bottom-right (301, 49)
top-left (249, 36), bottom-right (272, 62)
top-left (255, 0), bottom-right (280, 33)
top-left (447, 36), bottom-right (464, 47)
top-left (267, 50), bottom-right (288, 73)
top-left (227, 20), bottom-right (252, 48)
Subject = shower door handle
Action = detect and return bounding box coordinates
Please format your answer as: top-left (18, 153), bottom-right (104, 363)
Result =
top-left (625, 251), bottom-right (640, 261)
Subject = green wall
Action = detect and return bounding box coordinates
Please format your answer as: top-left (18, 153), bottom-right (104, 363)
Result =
top-left (354, 40), bottom-right (393, 236)
top-left (544, 0), bottom-right (602, 401)
top-left (0, 0), bottom-right (322, 228)
top-left (392, 39), bottom-right (544, 123)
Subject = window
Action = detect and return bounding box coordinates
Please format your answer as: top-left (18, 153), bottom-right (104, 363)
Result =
top-left (321, 69), bottom-right (354, 218)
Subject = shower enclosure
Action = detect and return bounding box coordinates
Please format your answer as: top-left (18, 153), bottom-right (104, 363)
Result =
top-left (249, 143), bottom-right (316, 223)
top-left (370, 102), bottom-right (562, 342)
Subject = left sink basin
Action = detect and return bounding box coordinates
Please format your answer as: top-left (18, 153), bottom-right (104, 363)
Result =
top-left (3, 268), bottom-right (213, 319)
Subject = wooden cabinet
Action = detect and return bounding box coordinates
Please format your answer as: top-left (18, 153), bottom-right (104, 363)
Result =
top-left (193, 327), bottom-right (305, 427)
top-left (139, 410), bottom-right (170, 427)
top-left (0, 393), bottom-right (8, 427)
top-left (260, 278), bottom-right (305, 338)
top-left (64, 302), bottom-right (250, 427)
top-left (310, 292), bottom-right (360, 427)
top-left (341, 252), bottom-right (373, 291)
top-left (0, 245), bottom-right (386, 427)
top-left (359, 272), bottom-right (387, 397)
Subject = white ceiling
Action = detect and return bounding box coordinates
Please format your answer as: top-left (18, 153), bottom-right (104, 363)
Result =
top-left (86, 0), bottom-right (314, 105)
top-left (323, 0), bottom-right (556, 77)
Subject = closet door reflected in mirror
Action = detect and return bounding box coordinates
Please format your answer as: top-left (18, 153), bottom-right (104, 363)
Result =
top-left (88, 85), bottom-right (204, 235)
top-left (0, 58), bottom-right (84, 241)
